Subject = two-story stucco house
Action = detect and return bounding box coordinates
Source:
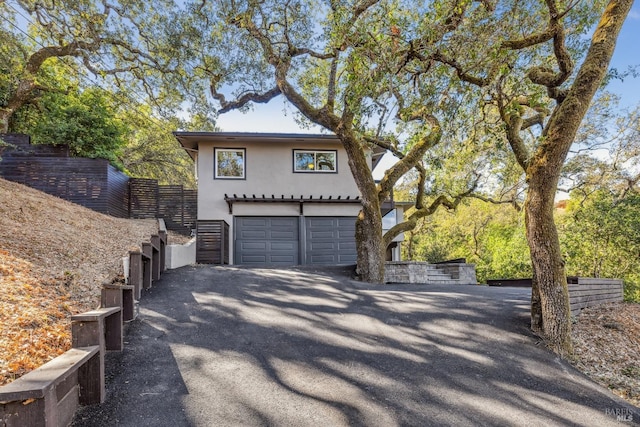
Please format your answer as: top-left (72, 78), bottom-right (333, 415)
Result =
top-left (173, 132), bottom-right (403, 266)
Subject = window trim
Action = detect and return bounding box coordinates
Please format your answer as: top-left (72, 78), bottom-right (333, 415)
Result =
top-left (293, 149), bottom-right (337, 173)
top-left (214, 147), bottom-right (246, 180)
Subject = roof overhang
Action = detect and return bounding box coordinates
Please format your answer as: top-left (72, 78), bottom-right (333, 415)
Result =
top-left (173, 131), bottom-right (386, 165)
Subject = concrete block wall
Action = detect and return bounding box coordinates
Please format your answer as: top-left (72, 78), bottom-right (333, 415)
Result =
top-left (385, 262), bottom-right (477, 285)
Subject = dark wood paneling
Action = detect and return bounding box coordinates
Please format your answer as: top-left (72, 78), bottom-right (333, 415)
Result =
top-left (1, 133), bottom-right (69, 157)
top-left (128, 178), bottom-right (158, 219)
top-left (197, 220), bottom-right (229, 264)
top-left (1, 134), bottom-right (131, 217)
top-left (159, 185), bottom-right (189, 233)
top-left (106, 165), bottom-right (130, 218)
top-left (1, 134), bottom-right (196, 227)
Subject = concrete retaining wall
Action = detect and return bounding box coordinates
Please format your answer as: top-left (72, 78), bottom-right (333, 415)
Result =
top-left (165, 238), bottom-right (196, 269)
top-left (385, 262), bottom-right (477, 285)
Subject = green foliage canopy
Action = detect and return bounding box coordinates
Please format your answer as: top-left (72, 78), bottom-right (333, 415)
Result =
top-left (559, 190), bottom-right (640, 302)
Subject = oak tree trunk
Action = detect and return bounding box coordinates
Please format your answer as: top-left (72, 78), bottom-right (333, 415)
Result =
top-left (355, 203), bottom-right (385, 284)
top-left (520, 0), bottom-right (632, 357)
top-left (336, 130), bottom-right (386, 283)
top-left (525, 172), bottom-right (573, 355)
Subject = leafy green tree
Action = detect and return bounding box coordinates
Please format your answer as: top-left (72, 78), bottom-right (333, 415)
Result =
top-left (559, 191), bottom-right (640, 303)
top-left (11, 68), bottom-right (127, 167)
top-left (0, 0), bottom-right (213, 133)
top-left (437, 0), bottom-right (634, 356)
top-left (1, 1), bottom-right (211, 182)
top-left (118, 111), bottom-right (207, 187)
top-left (403, 198), bottom-right (531, 283)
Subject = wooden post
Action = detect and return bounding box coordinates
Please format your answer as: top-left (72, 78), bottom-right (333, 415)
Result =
top-left (71, 307), bottom-right (122, 403)
top-left (150, 235), bottom-right (161, 281)
top-left (141, 242), bottom-right (152, 289)
top-left (129, 251), bottom-right (143, 300)
top-left (101, 284), bottom-right (136, 322)
top-left (159, 229), bottom-right (167, 272)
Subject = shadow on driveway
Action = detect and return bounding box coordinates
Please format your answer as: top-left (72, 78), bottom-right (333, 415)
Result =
top-left (73, 265), bottom-right (639, 426)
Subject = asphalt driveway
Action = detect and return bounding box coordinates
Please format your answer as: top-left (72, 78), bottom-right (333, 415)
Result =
top-left (73, 265), bottom-right (639, 426)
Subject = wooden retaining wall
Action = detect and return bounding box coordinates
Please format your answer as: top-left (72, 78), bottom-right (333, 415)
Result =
top-left (487, 276), bottom-right (624, 314)
top-left (568, 277), bottom-right (624, 316)
top-left (0, 223), bottom-right (168, 426)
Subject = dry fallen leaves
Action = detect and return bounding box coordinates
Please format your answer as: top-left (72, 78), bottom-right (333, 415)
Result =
top-left (0, 178), bottom-right (158, 385)
top-left (571, 302), bottom-right (640, 407)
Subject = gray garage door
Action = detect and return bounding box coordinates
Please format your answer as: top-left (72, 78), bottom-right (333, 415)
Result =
top-left (234, 217), bottom-right (299, 265)
top-left (305, 217), bottom-right (357, 265)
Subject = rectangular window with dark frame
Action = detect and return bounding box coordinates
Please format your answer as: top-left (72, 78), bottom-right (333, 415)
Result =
top-left (293, 150), bottom-right (337, 173)
top-left (215, 148), bottom-right (245, 179)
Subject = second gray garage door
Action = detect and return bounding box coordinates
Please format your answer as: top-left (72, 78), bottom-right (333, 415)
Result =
top-left (304, 217), bottom-right (357, 265)
top-left (234, 217), bottom-right (299, 265)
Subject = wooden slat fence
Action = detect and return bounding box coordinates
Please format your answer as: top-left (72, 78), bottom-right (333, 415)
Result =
top-left (488, 276), bottom-right (624, 314)
top-left (0, 135), bottom-right (130, 218)
top-left (128, 178), bottom-right (158, 219)
top-left (196, 220), bottom-right (229, 264)
top-left (1, 134), bottom-right (196, 231)
top-left (130, 180), bottom-right (196, 234)
top-left (158, 185), bottom-right (197, 233)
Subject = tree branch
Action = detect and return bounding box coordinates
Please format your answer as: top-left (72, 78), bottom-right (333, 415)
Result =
top-left (382, 185), bottom-right (476, 247)
top-left (377, 115), bottom-right (442, 202)
top-left (213, 86), bottom-right (282, 114)
top-left (431, 51), bottom-right (497, 87)
top-left (470, 193), bottom-right (522, 211)
top-left (495, 82), bottom-right (531, 170)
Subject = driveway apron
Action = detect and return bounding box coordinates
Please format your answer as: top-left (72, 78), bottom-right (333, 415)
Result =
top-left (73, 265), bottom-right (639, 426)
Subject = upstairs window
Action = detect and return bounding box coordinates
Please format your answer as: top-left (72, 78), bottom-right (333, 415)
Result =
top-left (294, 150), bottom-right (337, 173)
top-left (215, 148), bottom-right (245, 179)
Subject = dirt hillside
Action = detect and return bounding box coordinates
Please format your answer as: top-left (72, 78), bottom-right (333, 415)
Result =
top-left (0, 177), bottom-right (158, 384)
top-left (0, 177), bottom-right (638, 407)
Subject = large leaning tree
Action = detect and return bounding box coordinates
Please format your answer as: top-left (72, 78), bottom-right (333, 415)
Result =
top-left (183, 0), bottom-right (633, 354)
top-left (400, 0), bottom-right (632, 355)
top-left (186, 0), bottom-right (513, 283)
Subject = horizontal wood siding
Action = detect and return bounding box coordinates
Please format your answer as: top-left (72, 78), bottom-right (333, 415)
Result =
top-left (197, 220), bottom-right (229, 264)
top-left (1, 154), bottom-right (113, 215)
top-left (1, 133), bottom-right (69, 157)
top-left (107, 165), bottom-right (130, 218)
top-left (158, 185), bottom-right (197, 233)
top-left (128, 178), bottom-right (158, 219)
top-left (568, 278), bottom-right (623, 316)
top-left (1, 134), bottom-right (130, 217)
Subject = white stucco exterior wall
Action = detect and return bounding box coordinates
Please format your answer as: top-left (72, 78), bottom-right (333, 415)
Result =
top-left (194, 136), bottom-right (365, 262)
top-left (174, 132), bottom-right (407, 264)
